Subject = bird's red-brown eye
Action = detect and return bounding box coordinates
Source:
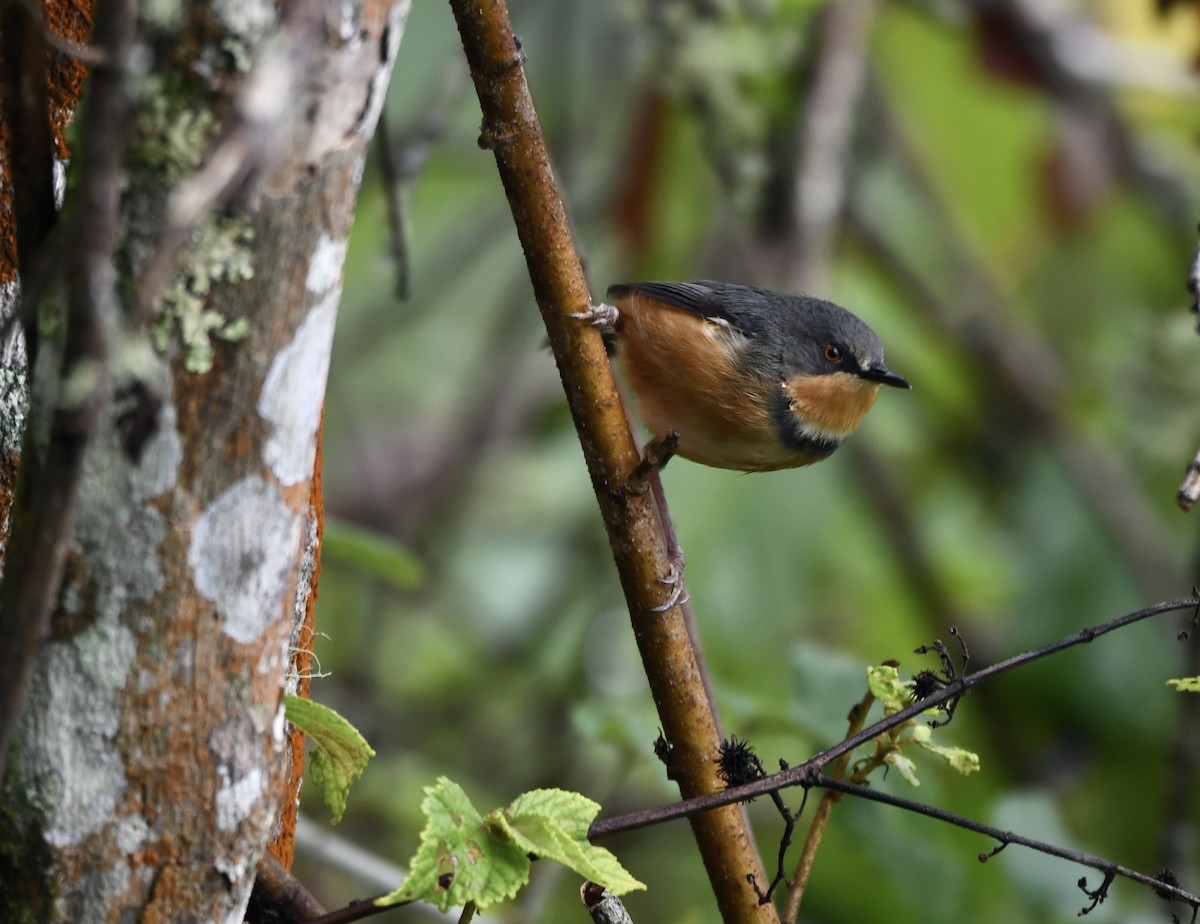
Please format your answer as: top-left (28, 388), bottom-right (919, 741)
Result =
top-left (822, 344), bottom-right (841, 363)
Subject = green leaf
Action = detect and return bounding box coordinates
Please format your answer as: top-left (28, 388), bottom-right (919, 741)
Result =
top-left (494, 789), bottom-right (646, 895)
top-left (908, 725), bottom-right (980, 776)
top-left (378, 778), bottom-right (530, 912)
top-left (285, 695), bottom-right (375, 824)
top-left (866, 664), bottom-right (913, 712)
top-left (1168, 677), bottom-right (1200, 692)
top-left (862, 666), bottom-right (982, 784)
top-left (323, 519), bottom-right (424, 590)
top-left (378, 781), bottom-right (645, 914)
top-left (886, 751), bottom-right (920, 786)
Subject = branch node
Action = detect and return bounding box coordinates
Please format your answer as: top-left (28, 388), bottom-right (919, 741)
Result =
top-left (1155, 867), bottom-right (1183, 902)
top-left (911, 628), bottom-right (969, 726)
top-left (1179, 590), bottom-right (1200, 641)
top-left (476, 120), bottom-right (516, 150)
top-left (1076, 869), bottom-right (1115, 916)
top-left (978, 840), bottom-right (1009, 863)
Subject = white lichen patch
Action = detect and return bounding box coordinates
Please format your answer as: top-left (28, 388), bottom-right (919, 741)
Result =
top-left (286, 511), bottom-right (320, 695)
top-left (221, 881), bottom-right (257, 924)
top-left (33, 392), bottom-right (177, 851)
top-left (215, 765), bottom-right (265, 832)
top-left (258, 289), bottom-right (338, 485)
top-left (14, 614), bottom-right (135, 848)
top-left (74, 374), bottom-right (179, 616)
top-left (114, 813), bottom-right (151, 855)
top-left (305, 234), bottom-right (347, 296)
top-left (0, 279), bottom-right (28, 456)
top-left (0, 364), bottom-right (27, 459)
top-left (188, 476), bottom-right (302, 643)
top-left (210, 715), bottom-right (270, 896)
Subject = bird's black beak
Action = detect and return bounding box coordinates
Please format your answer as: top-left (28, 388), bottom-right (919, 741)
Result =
top-left (859, 364), bottom-right (911, 389)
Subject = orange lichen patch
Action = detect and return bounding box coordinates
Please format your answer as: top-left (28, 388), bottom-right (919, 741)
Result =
top-left (44, 0), bottom-right (93, 157)
top-left (0, 0), bottom-right (94, 283)
top-left (782, 372), bottom-right (880, 438)
top-left (269, 409), bottom-right (324, 868)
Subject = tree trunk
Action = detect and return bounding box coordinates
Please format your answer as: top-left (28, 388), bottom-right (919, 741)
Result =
top-left (0, 2), bottom-right (408, 921)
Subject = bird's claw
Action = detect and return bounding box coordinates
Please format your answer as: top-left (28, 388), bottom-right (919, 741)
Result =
top-left (568, 301), bottom-right (619, 327)
top-left (650, 561), bottom-right (689, 612)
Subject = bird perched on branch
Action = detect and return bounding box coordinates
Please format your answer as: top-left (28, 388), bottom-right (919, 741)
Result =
top-left (579, 280), bottom-right (910, 473)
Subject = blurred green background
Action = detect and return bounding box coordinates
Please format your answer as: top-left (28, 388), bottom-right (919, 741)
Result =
top-left (297, 1), bottom-right (1200, 922)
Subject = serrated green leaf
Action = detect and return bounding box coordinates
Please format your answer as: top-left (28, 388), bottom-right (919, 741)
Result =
top-left (508, 788), bottom-right (598, 841)
top-left (285, 695), bottom-right (374, 824)
top-left (323, 519), bottom-right (423, 590)
top-left (379, 780), bottom-right (645, 911)
top-left (494, 810), bottom-right (645, 895)
top-left (493, 789), bottom-right (645, 895)
top-left (1168, 677), bottom-right (1200, 692)
top-left (378, 778), bottom-right (530, 912)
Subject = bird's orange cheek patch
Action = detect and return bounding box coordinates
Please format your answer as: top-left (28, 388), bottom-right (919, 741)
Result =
top-left (782, 372), bottom-right (880, 436)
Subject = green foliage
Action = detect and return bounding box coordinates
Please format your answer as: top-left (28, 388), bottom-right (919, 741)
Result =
top-left (863, 665), bottom-right (980, 785)
top-left (285, 695), bottom-right (375, 824)
top-left (379, 778), bottom-right (645, 913)
top-left (1167, 677), bottom-right (1200, 692)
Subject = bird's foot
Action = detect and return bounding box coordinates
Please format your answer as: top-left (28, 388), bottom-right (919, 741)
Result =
top-left (651, 557), bottom-right (690, 612)
top-left (568, 301), bottom-right (619, 327)
top-left (634, 431), bottom-right (680, 479)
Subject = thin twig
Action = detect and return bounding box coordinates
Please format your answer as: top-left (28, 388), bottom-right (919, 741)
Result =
top-left (591, 599), bottom-right (1200, 917)
top-left (814, 776), bottom-right (1199, 912)
top-left (1160, 582), bottom-right (1200, 873)
top-left (781, 690), bottom-right (874, 923)
top-left (376, 65), bottom-right (460, 300)
top-left (589, 595), bottom-right (1200, 835)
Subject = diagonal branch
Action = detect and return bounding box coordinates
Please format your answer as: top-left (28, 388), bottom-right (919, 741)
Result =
top-left (446, 2), bottom-right (775, 921)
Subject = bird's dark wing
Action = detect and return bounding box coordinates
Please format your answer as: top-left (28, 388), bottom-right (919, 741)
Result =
top-left (607, 281), bottom-right (752, 330)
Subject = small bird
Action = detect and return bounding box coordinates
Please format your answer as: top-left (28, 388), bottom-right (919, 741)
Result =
top-left (585, 280), bottom-right (910, 473)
